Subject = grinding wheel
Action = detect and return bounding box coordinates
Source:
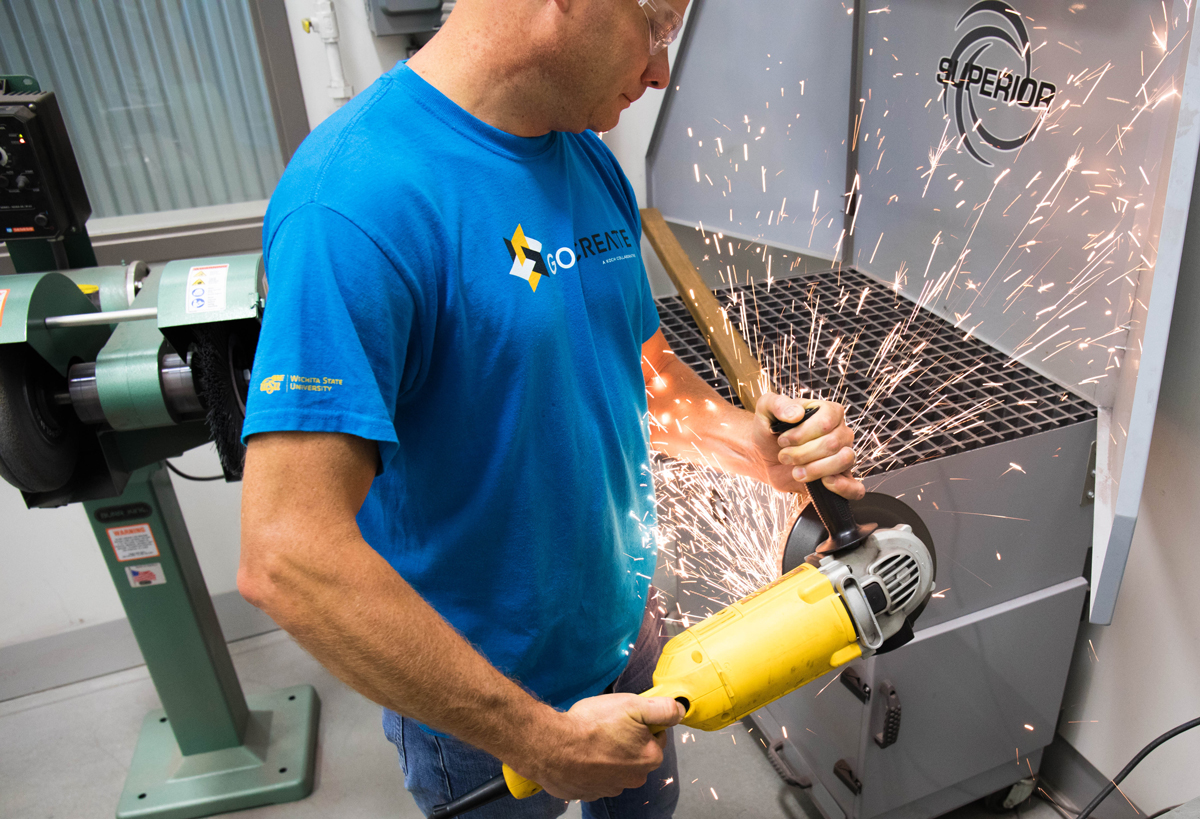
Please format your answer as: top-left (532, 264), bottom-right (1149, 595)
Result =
top-left (781, 492), bottom-right (937, 624)
top-left (0, 345), bottom-right (81, 493)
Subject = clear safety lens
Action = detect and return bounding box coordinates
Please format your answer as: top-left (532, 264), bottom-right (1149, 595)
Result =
top-left (638, 0), bottom-right (683, 55)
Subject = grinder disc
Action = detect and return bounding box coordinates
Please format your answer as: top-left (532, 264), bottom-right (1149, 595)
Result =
top-left (0, 345), bottom-right (80, 493)
top-left (781, 492), bottom-right (936, 579)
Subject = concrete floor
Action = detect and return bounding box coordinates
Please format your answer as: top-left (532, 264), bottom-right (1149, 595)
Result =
top-left (0, 629), bottom-right (1059, 819)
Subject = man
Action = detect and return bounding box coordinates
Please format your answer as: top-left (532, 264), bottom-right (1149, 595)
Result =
top-left (237, 0), bottom-right (864, 816)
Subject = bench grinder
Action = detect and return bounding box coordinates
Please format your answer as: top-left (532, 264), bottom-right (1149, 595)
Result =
top-left (0, 80), bottom-right (317, 819)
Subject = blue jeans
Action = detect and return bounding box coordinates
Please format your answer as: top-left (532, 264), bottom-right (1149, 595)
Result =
top-left (383, 589), bottom-right (679, 819)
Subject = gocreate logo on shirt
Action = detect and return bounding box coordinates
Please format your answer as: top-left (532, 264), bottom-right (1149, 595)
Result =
top-left (503, 223), bottom-right (576, 292)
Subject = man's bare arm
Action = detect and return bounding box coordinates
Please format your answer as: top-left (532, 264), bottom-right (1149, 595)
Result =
top-left (238, 431), bottom-right (681, 800)
top-left (640, 329), bottom-right (865, 499)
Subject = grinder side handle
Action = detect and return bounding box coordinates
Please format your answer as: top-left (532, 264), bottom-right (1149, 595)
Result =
top-left (770, 407), bottom-right (875, 555)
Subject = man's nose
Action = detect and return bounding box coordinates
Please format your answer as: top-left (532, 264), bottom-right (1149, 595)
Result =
top-left (643, 48), bottom-right (670, 90)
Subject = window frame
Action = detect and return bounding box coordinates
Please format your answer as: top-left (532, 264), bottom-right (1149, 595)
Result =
top-left (0, 0), bottom-right (308, 274)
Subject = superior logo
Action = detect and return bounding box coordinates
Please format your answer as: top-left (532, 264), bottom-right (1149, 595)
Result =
top-left (936, 1), bottom-right (1057, 166)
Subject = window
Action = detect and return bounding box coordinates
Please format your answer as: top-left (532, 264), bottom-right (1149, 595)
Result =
top-left (0, 1), bottom-right (300, 221)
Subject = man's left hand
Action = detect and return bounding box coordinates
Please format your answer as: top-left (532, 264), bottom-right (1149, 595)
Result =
top-left (751, 393), bottom-right (866, 500)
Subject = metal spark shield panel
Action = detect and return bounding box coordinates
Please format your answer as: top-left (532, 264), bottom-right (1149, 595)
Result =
top-left (759, 578), bottom-right (1087, 818)
top-left (650, 0), bottom-right (1200, 625)
top-left (645, 0), bottom-right (853, 263)
top-left (656, 267), bottom-right (1095, 472)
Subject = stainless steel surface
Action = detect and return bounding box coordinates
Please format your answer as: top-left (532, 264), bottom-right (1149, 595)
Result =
top-left (650, 0), bottom-right (1194, 404)
top-left (759, 579), bottom-right (1086, 817)
top-left (364, 0), bottom-right (444, 36)
top-left (65, 350), bottom-right (203, 426)
top-left (646, 0), bottom-right (853, 262)
top-left (159, 351), bottom-right (204, 420)
top-left (44, 307), bottom-right (157, 329)
top-left (848, 2), bottom-right (1193, 402)
top-left (1091, 28), bottom-right (1200, 621)
top-left (863, 579), bottom-right (1086, 814)
top-left (1167, 796), bottom-right (1200, 819)
top-left (859, 420), bottom-right (1094, 629)
top-left (66, 362), bottom-right (105, 426)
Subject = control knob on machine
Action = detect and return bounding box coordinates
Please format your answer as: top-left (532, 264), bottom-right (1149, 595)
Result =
top-left (34, 213), bottom-right (48, 227)
top-left (15, 174), bottom-right (30, 190)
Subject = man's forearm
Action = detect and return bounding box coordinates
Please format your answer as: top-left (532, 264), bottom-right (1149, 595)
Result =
top-left (238, 433), bottom-right (561, 775)
top-left (642, 334), bottom-right (862, 499)
top-left (645, 350), bottom-right (764, 480)
top-left (242, 525), bottom-right (558, 768)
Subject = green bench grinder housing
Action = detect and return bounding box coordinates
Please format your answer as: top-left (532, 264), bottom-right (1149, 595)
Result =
top-left (0, 80), bottom-right (319, 819)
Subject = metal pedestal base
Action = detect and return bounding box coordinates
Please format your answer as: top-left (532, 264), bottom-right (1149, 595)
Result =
top-left (117, 684), bottom-right (320, 819)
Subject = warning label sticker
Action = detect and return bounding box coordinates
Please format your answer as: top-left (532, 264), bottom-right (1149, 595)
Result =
top-left (185, 264), bottom-right (228, 314)
top-left (107, 524), bottom-right (160, 562)
top-left (125, 563), bottom-right (166, 587)
top-left (0, 289), bottom-right (9, 328)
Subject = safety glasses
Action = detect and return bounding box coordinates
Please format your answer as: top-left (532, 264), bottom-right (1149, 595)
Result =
top-left (638, 0), bottom-right (683, 55)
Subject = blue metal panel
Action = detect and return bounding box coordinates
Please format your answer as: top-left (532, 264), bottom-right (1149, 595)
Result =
top-left (0, 0), bottom-right (285, 218)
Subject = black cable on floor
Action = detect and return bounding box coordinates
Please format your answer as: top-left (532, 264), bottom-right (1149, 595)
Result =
top-left (165, 460), bottom-right (224, 481)
top-left (1145, 806), bottom-right (1182, 819)
top-left (1076, 716), bottom-right (1200, 819)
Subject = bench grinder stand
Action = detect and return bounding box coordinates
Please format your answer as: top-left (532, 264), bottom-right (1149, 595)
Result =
top-left (0, 81), bottom-right (318, 818)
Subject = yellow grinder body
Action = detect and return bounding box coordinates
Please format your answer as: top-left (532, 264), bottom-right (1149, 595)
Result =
top-left (503, 562), bottom-right (861, 799)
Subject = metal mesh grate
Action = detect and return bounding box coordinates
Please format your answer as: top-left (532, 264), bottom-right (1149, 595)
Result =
top-left (655, 267), bottom-right (1095, 472)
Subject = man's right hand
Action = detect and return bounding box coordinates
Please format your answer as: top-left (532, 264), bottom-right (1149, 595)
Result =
top-left (511, 693), bottom-right (685, 801)
top-left (242, 431), bottom-right (684, 804)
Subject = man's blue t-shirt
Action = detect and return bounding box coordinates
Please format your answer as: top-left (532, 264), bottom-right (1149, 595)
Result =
top-left (243, 62), bottom-right (661, 711)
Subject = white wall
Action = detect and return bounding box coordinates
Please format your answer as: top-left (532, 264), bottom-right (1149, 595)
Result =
top-left (1057, 250), bottom-right (1200, 810)
top-left (282, 0), bottom-right (410, 131)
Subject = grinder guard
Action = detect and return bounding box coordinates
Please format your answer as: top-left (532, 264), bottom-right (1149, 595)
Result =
top-left (783, 492), bottom-right (936, 654)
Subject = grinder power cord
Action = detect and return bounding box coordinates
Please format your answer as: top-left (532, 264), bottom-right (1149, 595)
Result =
top-left (1071, 715), bottom-right (1200, 819)
top-left (431, 408), bottom-right (936, 817)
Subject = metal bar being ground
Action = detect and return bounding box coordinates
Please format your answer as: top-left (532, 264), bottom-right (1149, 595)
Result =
top-left (640, 207), bottom-right (766, 411)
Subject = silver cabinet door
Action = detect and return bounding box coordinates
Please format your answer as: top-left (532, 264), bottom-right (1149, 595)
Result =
top-left (858, 578), bottom-right (1087, 816)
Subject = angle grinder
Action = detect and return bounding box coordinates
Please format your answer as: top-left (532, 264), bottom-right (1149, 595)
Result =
top-left (431, 407), bottom-right (936, 817)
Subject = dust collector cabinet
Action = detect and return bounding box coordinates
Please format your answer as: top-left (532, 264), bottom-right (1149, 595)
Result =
top-left (750, 419), bottom-right (1096, 817)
